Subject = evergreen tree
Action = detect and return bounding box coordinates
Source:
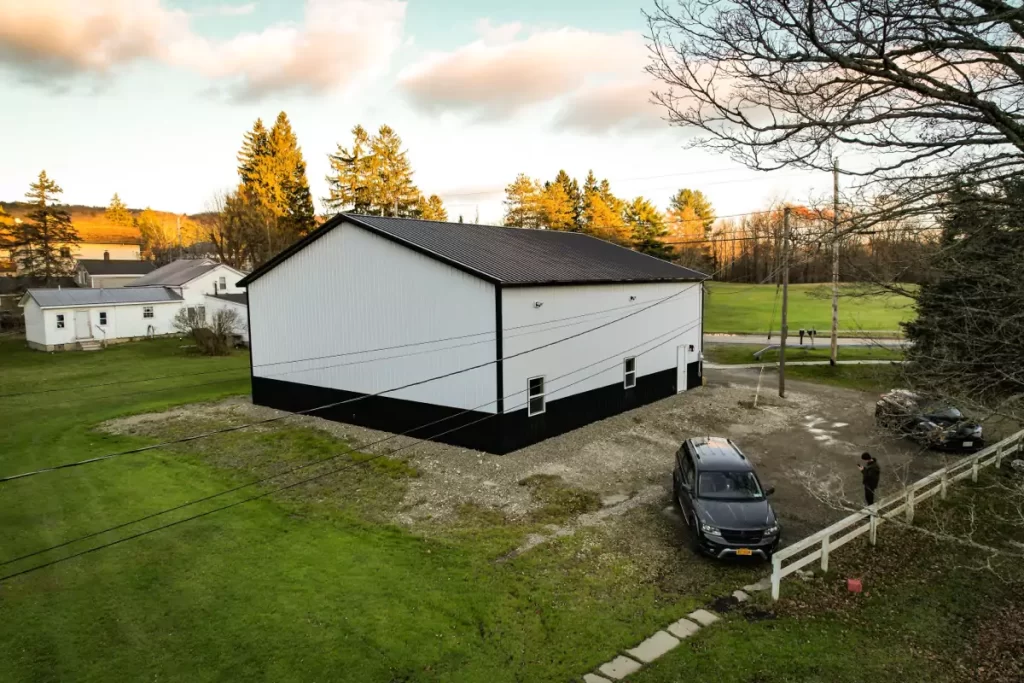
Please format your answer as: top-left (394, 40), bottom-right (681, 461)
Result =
top-left (418, 194), bottom-right (448, 221)
top-left (325, 124), bottom-right (373, 213)
top-left (369, 125), bottom-right (422, 217)
top-left (237, 119), bottom-right (272, 193)
top-left (12, 171), bottom-right (79, 280)
top-left (668, 188), bottom-right (715, 233)
top-left (136, 207), bottom-right (168, 261)
top-left (625, 196), bottom-right (672, 259)
top-left (581, 171), bottom-right (630, 243)
top-left (503, 174), bottom-right (543, 228)
top-left (553, 169), bottom-right (583, 230)
top-left (539, 182), bottom-right (575, 230)
top-left (106, 193), bottom-right (132, 226)
top-left (269, 112), bottom-right (315, 238)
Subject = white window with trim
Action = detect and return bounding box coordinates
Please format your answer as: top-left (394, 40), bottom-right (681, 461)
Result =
top-left (98, 311), bottom-right (108, 326)
top-left (623, 357), bottom-right (637, 389)
top-left (218, 276), bottom-right (226, 291)
top-left (527, 376), bottom-right (545, 416)
top-left (56, 314), bottom-right (65, 329)
top-left (143, 306), bottom-right (154, 319)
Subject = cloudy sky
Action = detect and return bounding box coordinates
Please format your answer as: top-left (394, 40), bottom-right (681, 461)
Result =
top-left (0, 0), bottom-right (828, 222)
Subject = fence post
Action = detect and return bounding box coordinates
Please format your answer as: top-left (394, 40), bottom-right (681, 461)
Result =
top-left (821, 535), bottom-right (830, 572)
top-left (940, 471), bottom-right (948, 500)
top-left (869, 508), bottom-right (878, 545)
top-left (995, 444), bottom-right (1004, 469)
top-left (972, 458), bottom-right (980, 482)
top-left (905, 488), bottom-right (915, 524)
top-left (771, 555), bottom-right (782, 601)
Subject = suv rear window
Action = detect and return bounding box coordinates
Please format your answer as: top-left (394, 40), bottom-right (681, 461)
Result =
top-left (698, 471), bottom-right (763, 500)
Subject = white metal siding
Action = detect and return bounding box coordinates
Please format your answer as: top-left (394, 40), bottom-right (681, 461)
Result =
top-left (249, 223), bottom-right (497, 411)
top-left (204, 296), bottom-right (249, 342)
top-left (501, 282), bottom-right (702, 412)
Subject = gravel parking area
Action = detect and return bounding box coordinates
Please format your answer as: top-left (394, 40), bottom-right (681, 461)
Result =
top-left (104, 367), bottom-right (945, 544)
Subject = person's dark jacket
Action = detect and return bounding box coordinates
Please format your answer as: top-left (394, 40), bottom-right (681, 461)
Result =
top-left (862, 460), bottom-right (881, 490)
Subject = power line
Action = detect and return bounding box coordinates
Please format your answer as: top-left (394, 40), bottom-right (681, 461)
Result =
top-left (0, 282), bottom-right (699, 484)
top-left (0, 318), bottom-right (703, 573)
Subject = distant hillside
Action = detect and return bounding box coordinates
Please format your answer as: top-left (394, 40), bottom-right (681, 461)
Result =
top-left (0, 202), bottom-right (205, 246)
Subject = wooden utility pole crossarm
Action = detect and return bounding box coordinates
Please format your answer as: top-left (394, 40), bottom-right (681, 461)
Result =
top-left (779, 207), bottom-right (790, 398)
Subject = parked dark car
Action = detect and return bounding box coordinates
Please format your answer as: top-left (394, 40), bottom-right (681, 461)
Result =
top-left (875, 389), bottom-right (984, 452)
top-left (672, 437), bottom-right (781, 560)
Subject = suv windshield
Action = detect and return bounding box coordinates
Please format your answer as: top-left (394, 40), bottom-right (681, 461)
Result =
top-left (697, 471), bottom-right (763, 500)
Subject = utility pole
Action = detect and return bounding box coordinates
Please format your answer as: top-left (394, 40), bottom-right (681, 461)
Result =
top-left (779, 207), bottom-right (791, 398)
top-left (176, 215), bottom-right (183, 260)
top-left (830, 159), bottom-right (840, 366)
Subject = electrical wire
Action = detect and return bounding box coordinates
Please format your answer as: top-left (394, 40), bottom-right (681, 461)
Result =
top-left (0, 281), bottom-right (700, 484)
top-left (0, 317), bottom-right (703, 572)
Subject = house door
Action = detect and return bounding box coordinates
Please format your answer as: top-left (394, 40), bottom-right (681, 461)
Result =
top-left (74, 310), bottom-right (92, 339)
top-left (676, 345), bottom-right (688, 393)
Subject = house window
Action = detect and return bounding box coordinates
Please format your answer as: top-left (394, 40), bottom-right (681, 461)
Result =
top-left (218, 276), bottom-right (226, 291)
top-left (186, 306), bottom-right (206, 322)
top-left (528, 376), bottom-right (545, 416)
top-left (56, 314), bottom-right (65, 329)
top-left (624, 357), bottom-right (637, 389)
top-left (143, 306), bottom-right (154, 319)
top-left (60, 247), bottom-right (71, 258)
top-left (98, 312), bottom-right (108, 326)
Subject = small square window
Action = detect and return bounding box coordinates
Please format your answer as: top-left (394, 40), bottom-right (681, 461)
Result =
top-left (60, 247), bottom-right (71, 258)
top-left (219, 276), bottom-right (226, 290)
top-left (143, 306), bottom-right (154, 319)
top-left (624, 357), bottom-right (637, 389)
top-left (528, 376), bottom-right (545, 416)
top-left (56, 314), bottom-right (65, 329)
top-left (98, 312), bottom-right (107, 326)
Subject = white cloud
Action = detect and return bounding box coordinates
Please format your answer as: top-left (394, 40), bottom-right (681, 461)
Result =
top-left (0, 0), bottom-right (406, 100)
top-left (194, 3), bottom-right (258, 18)
top-left (398, 26), bottom-right (648, 121)
top-left (554, 80), bottom-right (666, 134)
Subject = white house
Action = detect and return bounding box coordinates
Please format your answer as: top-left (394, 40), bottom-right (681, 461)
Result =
top-left (127, 259), bottom-right (246, 317)
top-left (20, 288), bottom-right (184, 351)
top-left (75, 258), bottom-right (156, 288)
top-left (239, 214), bottom-right (706, 454)
top-left (204, 292), bottom-right (249, 344)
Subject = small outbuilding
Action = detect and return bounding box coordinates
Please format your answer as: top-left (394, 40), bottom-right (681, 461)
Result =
top-left (204, 292), bottom-right (249, 344)
top-left (239, 214), bottom-right (707, 454)
top-left (20, 288), bottom-right (184, 351)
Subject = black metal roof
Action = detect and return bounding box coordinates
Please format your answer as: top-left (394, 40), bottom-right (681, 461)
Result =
top-left (238, 213), bottom-right (706, 288)
top-left (688, 437), bottom-right (753, 470)
top-left (76, 259), bottom-right (156, 276)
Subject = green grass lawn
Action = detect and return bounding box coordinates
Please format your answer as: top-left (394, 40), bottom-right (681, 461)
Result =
top-left (632, 472), bottom-right (1024, 683)
top-left (0, 337), bottom-right (755, 682)
top-left (704, 342), bottom-right (904, 365)
top-left (705, 282), bottom-right (915, 335)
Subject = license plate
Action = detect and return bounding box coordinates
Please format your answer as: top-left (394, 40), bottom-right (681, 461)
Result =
top-left (736, 548), bottom-right (753, 556)
top-left (962, 441), bottom-right (973, 447)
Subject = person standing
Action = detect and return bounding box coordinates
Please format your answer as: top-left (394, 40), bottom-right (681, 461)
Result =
top-left (859, 452), bottom-right (880, 505)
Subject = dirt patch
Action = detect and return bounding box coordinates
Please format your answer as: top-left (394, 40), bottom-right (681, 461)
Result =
top-left (98, 368), bottom-right (930, 543)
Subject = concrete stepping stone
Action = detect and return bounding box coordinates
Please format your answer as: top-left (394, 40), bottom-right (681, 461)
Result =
top-left (597, 655), bottom-right (642, 680)
top-left (583, 674), bottom-right (612, 683)
top-left (688, 609), bottom-right (720, 626)
top-left (666, 617), bottom-right (700, 639)
top-left (732, 590), bottom-right (750, 602)
top-left (625, 630), bottom-right (680, 663)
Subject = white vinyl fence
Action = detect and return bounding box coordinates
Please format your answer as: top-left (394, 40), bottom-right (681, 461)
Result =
top-left (771, 429), bottom-right (1024, 600)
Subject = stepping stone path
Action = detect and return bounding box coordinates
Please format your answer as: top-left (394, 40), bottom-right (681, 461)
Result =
top-left (625, 631), bottom-right (680, 663)
top-left (583, 581), bottom-right (763, 680)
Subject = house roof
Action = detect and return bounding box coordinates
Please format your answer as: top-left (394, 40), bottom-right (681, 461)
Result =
top-left (77, 259), bottom-right (157, 276)
top-left (239, 214), bottom-right (707, 288)
top-left (209, 292), bottom-right (247, 305)
top-left (0, 276), bottom-right (78, 295)
top-left (126, 259), bottom-right (218, 287)
top-left (23, 287), bottom-right (183, 308)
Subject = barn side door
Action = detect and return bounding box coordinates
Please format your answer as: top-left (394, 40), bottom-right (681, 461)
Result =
top-left (676, 344), bottom-right (688, 393)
